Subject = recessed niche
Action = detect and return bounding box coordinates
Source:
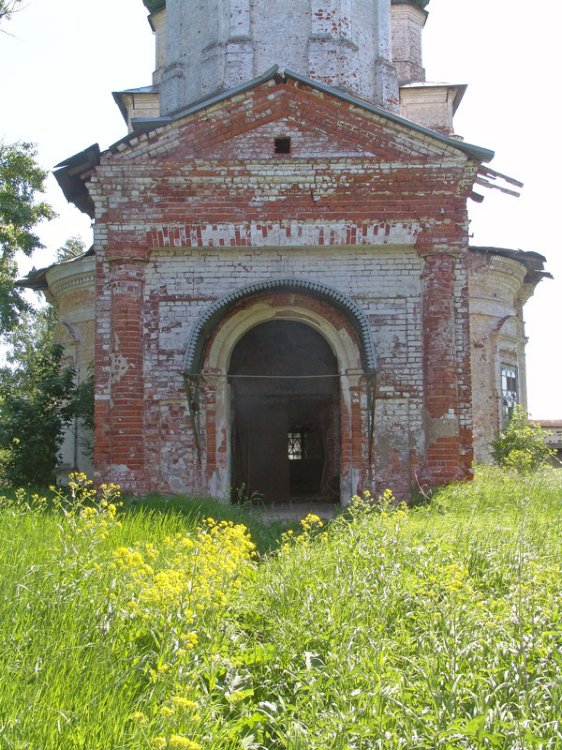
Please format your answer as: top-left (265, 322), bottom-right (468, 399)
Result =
top-left (274, 136), bottom-right (291, 154)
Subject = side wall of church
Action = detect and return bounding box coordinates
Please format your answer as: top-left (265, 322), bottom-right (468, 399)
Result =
top-left (45, 256), bottom-right (96, 476)
top-left (468, 253), bottom-right (530, 462)
top-left (88, 77), bottom-right (478, 500)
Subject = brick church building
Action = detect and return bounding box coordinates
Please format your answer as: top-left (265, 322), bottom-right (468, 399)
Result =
top-left (27, 0), bottom-right (548, 503)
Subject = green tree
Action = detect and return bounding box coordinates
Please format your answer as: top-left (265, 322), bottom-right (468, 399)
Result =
top-left (0, 141), bottom-right (54, 333)
top-left (0, 0), bottom-right (22, 23)
top-left (0, 307), bottom-right (76, 486)
top-left (56, 236), bottom-right (86, 264)
top-left (491, 405), bottom-right (554, 473)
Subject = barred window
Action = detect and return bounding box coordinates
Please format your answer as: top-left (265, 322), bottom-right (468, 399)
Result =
top-left (288, 432), bottom-right (303, 461)
top-left (501, 365), bottom-right (518, 425)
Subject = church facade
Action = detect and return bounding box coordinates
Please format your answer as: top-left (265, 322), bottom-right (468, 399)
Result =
top-left (29, 0), bottom-right (548, 503)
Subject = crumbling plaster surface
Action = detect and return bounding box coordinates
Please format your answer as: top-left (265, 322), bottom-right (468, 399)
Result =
top-left (160, 0), bottom-right (398, 115)
top-left (45, 256), bottom-right (96, 476)
top-left (86, 74), bottom-right (480, 499)
top-left (468, 254), bottom-right (529, 462)
top-left (136, 245), bottom-right (425, 500)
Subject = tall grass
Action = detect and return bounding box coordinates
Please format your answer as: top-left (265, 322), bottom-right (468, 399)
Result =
top-left (0, 468), bottom-right (561, 749)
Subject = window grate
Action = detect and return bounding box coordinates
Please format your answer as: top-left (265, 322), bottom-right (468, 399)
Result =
top-left (501, 365), bottom-right (518, 425)
top-left (288, 432), bottom-right (303, 461)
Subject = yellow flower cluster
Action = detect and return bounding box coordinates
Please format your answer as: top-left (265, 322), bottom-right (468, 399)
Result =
top-left (299, 513), bottom-right (324, 532)
top-left (171, 696), bottom-right (198, 711)
top-left (112, 518), bottom-right (256, 623)
top-left (410, 559), bottom-right (475, 603)
top-left (151, 737), bottom-right (201, 750)
top-left (280, 512), bottom-right (326, 551)
top-left (55, 473), bottom-right (123, 540)
top-left (128, 710), bottom-right (149, 725)
top-left (350, 488), bottom-right (409, 524)
top-left (168, 736), bottom-right (201, 750)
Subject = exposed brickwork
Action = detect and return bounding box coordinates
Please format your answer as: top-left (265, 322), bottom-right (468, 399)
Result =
top-left (88, 77), bottom-right (480, 500)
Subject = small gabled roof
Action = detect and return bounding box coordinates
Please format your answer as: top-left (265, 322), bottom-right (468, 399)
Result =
top-left (400, 81), bottom-right (468, 115)
top-left (112, 84), bottom-right (159, 125)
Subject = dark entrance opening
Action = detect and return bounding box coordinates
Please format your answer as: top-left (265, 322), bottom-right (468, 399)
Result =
top-left (230, 321), bottom-right (340, 504)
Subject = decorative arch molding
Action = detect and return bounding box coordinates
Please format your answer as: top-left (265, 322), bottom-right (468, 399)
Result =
top-left (183, 278), bottom-right (376, 376)
top-left (494, 314), bottom-right (523, 340)
top-left (181, 281), bottom-right (373, 504)
top-left (59, 320), bottom-right (81, 343)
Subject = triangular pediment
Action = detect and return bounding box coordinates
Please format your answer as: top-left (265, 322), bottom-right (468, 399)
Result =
top-left (112, 69), bottom-right (492, 165)
top-left (55, 68), bottom-right (493, 214)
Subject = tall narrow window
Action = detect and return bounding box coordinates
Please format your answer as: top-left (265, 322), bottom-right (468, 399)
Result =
top-left (501, 365), bottom-right (518, 425)
top-left (288, 432), bottom-right (303, 461)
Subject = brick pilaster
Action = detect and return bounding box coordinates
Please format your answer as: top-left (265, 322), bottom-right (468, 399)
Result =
top-left (98, 257), bottom-right (148, 491)
top-left (420, 251), bottom-right (463, 483)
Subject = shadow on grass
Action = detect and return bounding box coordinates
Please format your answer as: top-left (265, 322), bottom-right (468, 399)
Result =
top-left (0, 486), bottom-right (295, 554)
top-left (123, 493), bottom-right (295, 554)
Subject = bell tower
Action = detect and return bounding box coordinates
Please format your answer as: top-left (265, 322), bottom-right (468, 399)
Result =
top-left (152, 0), bottom-right (399, 115)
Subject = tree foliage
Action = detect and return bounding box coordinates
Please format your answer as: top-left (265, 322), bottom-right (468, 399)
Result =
top-left (0, 0), bottom-right (22, 23)
top-left (0, 141), bottom-right (54, 332)
top-left (56, 236), bottom-right (87, 264)
top-left (0, 308), bottom-right (76, 486)
top-left (491, 406), bottom-right (554, 473)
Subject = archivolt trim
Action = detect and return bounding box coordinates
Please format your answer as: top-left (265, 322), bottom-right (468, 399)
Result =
top-left (183, 278), bottom-right (377, 375)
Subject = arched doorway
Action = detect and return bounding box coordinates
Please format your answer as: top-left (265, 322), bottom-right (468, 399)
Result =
top-left (185, 280), bottom-right (376, 504)
top-left (229, 320), bottom-right (340, 504)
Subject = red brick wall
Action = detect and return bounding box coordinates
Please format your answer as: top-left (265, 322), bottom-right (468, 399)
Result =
top-left (91, 76), bottom-right (478, 500)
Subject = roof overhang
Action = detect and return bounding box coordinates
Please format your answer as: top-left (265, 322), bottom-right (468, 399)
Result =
top-left (469, 246), bottom-right (552, 286)
top-left (53, 144), bottom-right (101, 218)
top-left (17, 246), bottom-right (95, 292)
top-left (142, 0), bottom-right (165, 12)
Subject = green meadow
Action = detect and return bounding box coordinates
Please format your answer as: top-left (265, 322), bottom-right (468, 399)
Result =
top-left (1, 467), bottom-right (561, 749)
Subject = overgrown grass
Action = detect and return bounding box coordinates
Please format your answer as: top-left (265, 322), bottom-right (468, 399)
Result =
top-left (124, 492), bottom-right (290, 554)
top-left (1, 468), bottom-right (561, 749)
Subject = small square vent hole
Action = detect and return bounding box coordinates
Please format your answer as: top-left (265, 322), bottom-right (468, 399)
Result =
top-left (274, 136), bottom-right (291, 154)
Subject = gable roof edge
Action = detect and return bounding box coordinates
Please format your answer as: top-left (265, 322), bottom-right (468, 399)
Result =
top-left (130, 66), bottom-right (494, 163)
top-left (127, 65), bottom-right (282, 141)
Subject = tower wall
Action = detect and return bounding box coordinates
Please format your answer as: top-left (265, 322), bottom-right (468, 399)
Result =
top-left (160, 0), bottom-right (398, 115)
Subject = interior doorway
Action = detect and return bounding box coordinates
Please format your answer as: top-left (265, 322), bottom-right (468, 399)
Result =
top-left (229, 320), bottom-right (340, 504)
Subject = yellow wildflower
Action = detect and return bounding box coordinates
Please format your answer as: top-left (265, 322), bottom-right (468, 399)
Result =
top-left (171, 696), bottom-right (198, 711)
top-left (180, 631), bottom-right (199, 648)
top-left (168, 736), bottom-right (201, 750)
top-left (128, 711), bottom-right (148, 725)
top-left (300, 513), bottom-right (323, 531)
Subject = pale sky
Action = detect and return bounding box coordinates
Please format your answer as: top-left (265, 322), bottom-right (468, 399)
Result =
top-left (1, 0), bottom-right (560, 418)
